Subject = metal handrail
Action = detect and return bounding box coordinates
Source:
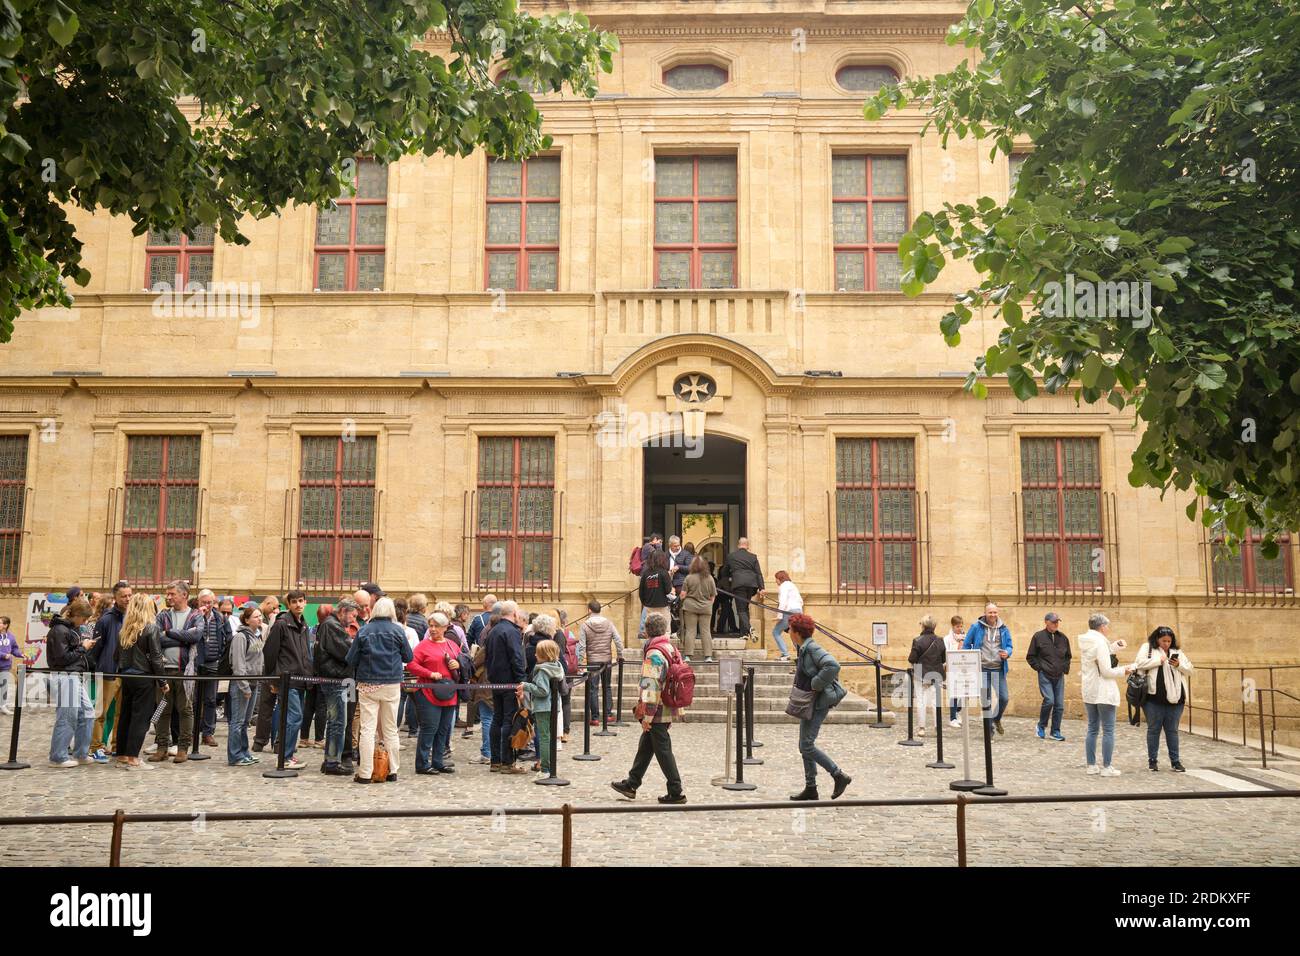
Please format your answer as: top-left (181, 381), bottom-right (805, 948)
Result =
top-left (0, 789), bottom-right (1294, 868)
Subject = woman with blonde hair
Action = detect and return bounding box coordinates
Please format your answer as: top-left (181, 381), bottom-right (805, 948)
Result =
top-left (115, 593), bottom-right (169, 768)
top-left (519, 639), bottom-right (565, 776)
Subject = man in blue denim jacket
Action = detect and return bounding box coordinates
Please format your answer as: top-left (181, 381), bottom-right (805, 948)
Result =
top-left (963, 602), bottom-right (1013, 734)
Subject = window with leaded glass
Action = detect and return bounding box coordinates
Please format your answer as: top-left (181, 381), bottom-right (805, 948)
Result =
top-left (663, 64), bottom-right (728, 91)
top-left (832, 154), bottom-right (907, 291)
top-left (121, 436), bottom-right (200, 585)
top-left (836, 65), bottom-right (899, 93)
top-left (314, 159), bottom-right (387, 291)
top-left (654, 155), bottom-right (737, 289)
top-left (485, 156), bottom-right (560, 291)
top-left (1020, 437), bottom-right (1104, 590)
top-left (476, 437), bottom-right (555, 588)
top-left (145, 225), bottom-right (214, 290)
top-left (0, 435), bottom-right (28, 583)
top-left (835, 438), bottom-right (917, 588)
top-left (298, 436), bottom-right (377, 589)
top-left (1211, 526), bottom-right (1293, 592)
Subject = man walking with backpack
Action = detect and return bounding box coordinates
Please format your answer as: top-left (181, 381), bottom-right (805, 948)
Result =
top-left (610, 614), bottom-right (688, 804)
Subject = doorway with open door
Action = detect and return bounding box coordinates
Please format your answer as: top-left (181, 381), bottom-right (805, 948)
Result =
top-left (642, 434), bottom-right (747, 635)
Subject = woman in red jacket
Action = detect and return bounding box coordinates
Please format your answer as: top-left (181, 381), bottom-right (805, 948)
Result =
top-left (407, 612), bottom-right (459, 775)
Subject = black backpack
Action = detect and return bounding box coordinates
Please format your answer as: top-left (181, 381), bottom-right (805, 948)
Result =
top-left (217, 628), bottom-right (242, 678)
top-left (1126, 670), bottom-right (1147, 726)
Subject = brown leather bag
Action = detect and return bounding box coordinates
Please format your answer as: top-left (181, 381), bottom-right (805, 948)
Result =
top-left (371, 742), bottom-right (390, 782)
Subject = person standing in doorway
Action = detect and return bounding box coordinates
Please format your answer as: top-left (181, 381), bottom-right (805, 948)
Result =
top-left (1026, 612), bottom-right (1071, 741)
top-left (722, 538), bottom-right (765, 640)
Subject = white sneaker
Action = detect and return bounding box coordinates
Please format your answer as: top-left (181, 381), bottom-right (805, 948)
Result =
top-left (49, 759), bottom-right (78, 768)
top-left (167, 745), bottom-right (178, 755)
top-left (0, 706), bottom-right (13, 715)
top-left (1101, 766), bottom-right (1122, 777)
top-left (949, 719), bottom-right (961, 729)
top-left (1086, 765), bottom-right (1100, 775)
top-left (77, 757), bottom-right (98, 765)
top-left (779, 656), bottom-right (790, 662)
top-left (284, 757), bottom-right (304, 770)
top-left (144, 742), bottom-right (158, 754)
top-left (917, 727), bottom-right (926, 737)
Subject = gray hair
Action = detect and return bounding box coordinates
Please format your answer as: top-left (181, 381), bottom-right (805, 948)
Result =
top-left (197, 588), bottom-right (214, 600)
top-left (434, 600), bottom-right (455, 618)
top-left (168, 580), bottom-right (190, 596)
top-left (499, 600), bottom-right (518, 618)
top-left (370, 597), bottom-right (396, 620)
top-left (668, 535), bottom-right (681, 546)
top-left (1088, 612), bottom-right (1110, 631)
top-left (644, 613), bottom-right (669, 638)
top-left (919, 614), bottom-right (937, 631)
top-left (532, 614), bottom-right (557, 636)
top-left (336, 598), bottom-right (360, 613)
top-left (429, 611), bottom-right (450, 628)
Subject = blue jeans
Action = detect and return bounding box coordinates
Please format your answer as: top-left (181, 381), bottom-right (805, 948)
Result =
top-left (227, 685), bottom-right (253, 764)
top-left (414, 695), bottom-right (456, 772)
top-left (771, 613), bottom-right (792, 657)
top-left (397, 689), bottom-right (422, 733)
top-left (477, 701), bottom-right (494, 759)
top-left (798, 706), bottom-right (840, 787)
top-left (49, 673), bottom-right (94, 762)
top-left (280, 687), bottom-right (304, 760)
top-left (322, 685), bottom-right (348, 765)
top-left (1143, 699), bottom-right (1184, 765)
top-left (981, 669), bottom-right (1009, 721)
top-left (1037, 672), bottom-right (1065, 734)
top-left (1085, 702), bottom-right (1116, 767)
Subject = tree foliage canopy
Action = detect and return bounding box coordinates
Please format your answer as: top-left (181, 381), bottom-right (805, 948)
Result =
top-left (0, 0), bottom-right (616, 339)
top-left (865, 0), bottom-right (1300, 546)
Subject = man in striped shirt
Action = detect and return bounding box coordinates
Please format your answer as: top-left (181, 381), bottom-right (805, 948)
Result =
top-left (610, 613), bottom-right (685, 804)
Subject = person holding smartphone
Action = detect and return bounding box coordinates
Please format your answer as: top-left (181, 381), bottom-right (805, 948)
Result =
top-left (1133, 626), bottom-right (1193, 772)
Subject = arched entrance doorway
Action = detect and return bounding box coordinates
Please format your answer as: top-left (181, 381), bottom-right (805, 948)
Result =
top-left (642, 434), bottom-right (746, 568)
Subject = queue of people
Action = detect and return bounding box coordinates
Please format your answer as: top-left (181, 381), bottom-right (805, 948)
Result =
top-left (24, 572), bottom-right (1199, 796)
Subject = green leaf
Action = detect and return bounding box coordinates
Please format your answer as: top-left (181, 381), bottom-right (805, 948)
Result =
top-left (1007, 365), bottom-right (1038, 400)
top-left (1150, 334), bottom-right (1177, 361)
top-left (48, 11), bottom-right (79, 47)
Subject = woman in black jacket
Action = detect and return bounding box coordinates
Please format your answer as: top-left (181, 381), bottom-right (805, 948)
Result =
top-left (46, 598), bottom-right (97, 767)
top-left (906, 614), bottom-right (947, 738)
top-left (638, 549), bottom-right (674, 640)
top-left (114, 594), bottom-right (169, 769)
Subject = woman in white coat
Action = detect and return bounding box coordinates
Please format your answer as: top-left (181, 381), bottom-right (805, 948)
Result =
top-left (1077, 612), bottom-right (1130, 777)
top-left (1133, 626), bottom-right (1193, 772)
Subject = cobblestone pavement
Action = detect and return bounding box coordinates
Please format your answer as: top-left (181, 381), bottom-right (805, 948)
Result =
top-left (2, 704), bottom-right (1297, 867)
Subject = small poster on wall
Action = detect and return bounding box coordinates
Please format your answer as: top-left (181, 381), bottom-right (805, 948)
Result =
top-left (871, 621), bottom-right (889, 647)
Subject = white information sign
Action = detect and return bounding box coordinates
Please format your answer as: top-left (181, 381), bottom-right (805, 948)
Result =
top-left (718, 657), bottom-right (741, 692)
top-left (871, 621), bottom-right (888, 647)
top-left (947, 649), bottom-right (983, 700)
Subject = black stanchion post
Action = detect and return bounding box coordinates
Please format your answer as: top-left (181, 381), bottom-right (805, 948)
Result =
top-left (612, 657), bottom-right (627, 726)
top-left (188, 674), bottom-right (210, 761)
top-left (926, 680), bottom-right (954, 770)
top-left (574, 669), bottom-right (600, 762)
top-left (744, 666), bottom-right (763, 749)
top-left (868, 658), bottom-right (889, 729)
top-left (594, 662), bottom-right (616, 737)
top-left (743, 669), bottom-right (763, 766)
top-left (973, 713), bottom-right (1007, 796)
top-left (0, 662), bottom-right (30, 770)
top-left (899, 669), bottom-right (923, 747)
top-left (722, 680), bottom-right (756, 791)
top-left (536, 677), bottom-right (570, 786)
top-left (263, 675), bottom-right (298, 779)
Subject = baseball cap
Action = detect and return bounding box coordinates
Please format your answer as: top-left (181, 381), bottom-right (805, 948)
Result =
top-left (1044, 612), bottom-right (1061, 623)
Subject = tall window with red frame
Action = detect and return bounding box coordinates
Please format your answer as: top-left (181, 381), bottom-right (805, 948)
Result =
top-left (835, 438), bottom-right (917, 587)
top-left (122, 436), bottom-right (200, 585)
top-left (476, 437), bottom-right (555, 588)
top-left (654, 155), bottom-right (737, 289)
top-left (1212, 526), bottom-right (1293, 592)
top-left (298, 436), bottom-right (377, 589)
top-left (0, 435), bottom-right (28, 583)
top-left (831, 154), bottom-right (907, 291)
top-left (314, 159), bottom-right (388, 291)
top-left (1020, 437), bottom-right (1105, 589)
top-left (145, 225), bottom-right (214, 290)
top-left (485, 156), bottom-right (560, 290)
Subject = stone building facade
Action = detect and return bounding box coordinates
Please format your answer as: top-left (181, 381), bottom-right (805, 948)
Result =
top-left (1, 1), bottom-right (1295, 720)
